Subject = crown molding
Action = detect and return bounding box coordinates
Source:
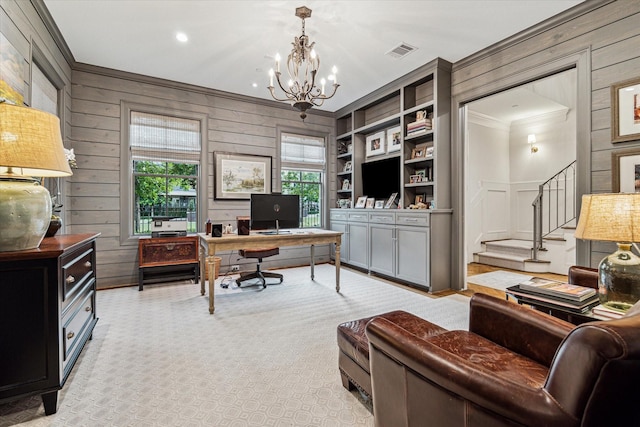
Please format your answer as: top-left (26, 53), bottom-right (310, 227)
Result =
top-left (30, 0), bottom-right (75, 68)
top-left (467, 110), bottom-right (510, 131)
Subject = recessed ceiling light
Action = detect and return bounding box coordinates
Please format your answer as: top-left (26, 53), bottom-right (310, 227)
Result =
top-left (176, 32), bottom-right (188, 43)
top-left (252, 83), bottom-right (258, 88)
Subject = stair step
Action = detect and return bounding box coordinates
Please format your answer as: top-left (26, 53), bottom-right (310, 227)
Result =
top-left (475, 251), bottom-right (550, 273)
top-left (484, 240), bottom-right (532, 258)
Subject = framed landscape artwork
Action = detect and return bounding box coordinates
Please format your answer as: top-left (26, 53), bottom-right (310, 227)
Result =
top-left (214, 152), bottom-right (271, 200)
top-left (611, 76), bottom-right (640, 143)
top-left (611, 148), bottom-right (640, 193)
top-left (0, 33), bottom-right (26, 105)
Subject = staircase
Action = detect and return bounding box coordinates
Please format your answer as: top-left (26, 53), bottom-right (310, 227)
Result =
top-left (475, 239), bottom-right (550, 273)
top-left (474, 162), bottom-right (577, 275)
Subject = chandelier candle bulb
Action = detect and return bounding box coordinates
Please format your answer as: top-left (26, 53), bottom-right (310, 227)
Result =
top-left (321, 78), bottom-right (326, 95)
top-left (332, 66), bottom-right (337, 84)
top-left (269, 69), bottom-right (274, 87)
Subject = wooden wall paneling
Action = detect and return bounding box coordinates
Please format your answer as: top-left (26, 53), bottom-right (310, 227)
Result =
top-left (591, 32), bottom-right (640, 71)
top-left (71, 139), bottom-right (120, 158)
top-left (71, 127), bottom-right (121, 144)
top-left (591, 108), bottom-right (610, 131)
top-left (71, 112), bottom-right (120, 130)
top-left (71, 210), bottom-right (120, 225)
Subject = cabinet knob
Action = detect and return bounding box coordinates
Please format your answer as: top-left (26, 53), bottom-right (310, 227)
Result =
top-left (84, 261), bottom-right (92, 268)
top-left (67, 331), bottom-right (75, 340)
top-left (66, 275), bottom-right (75, 284)
top-left (85, 306), bottom-right (91, 312)
top-left (166, 244), bottom-right (176, 250)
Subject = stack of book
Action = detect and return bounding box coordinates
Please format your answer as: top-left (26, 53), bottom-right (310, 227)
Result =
top-left (591, 304), bottom-right (625, 320)
top-left (406, 118), bottom-right (432, 137)
top-left (507, 277), bottom-right (599, 313)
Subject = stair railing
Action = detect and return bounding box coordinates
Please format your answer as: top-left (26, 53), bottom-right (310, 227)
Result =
top-left (532, 161), bottom-right (576, 260)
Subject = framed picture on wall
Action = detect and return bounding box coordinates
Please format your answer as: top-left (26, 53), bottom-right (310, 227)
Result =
top-left (612, 147), bottom-right (640, 193)
top-left (366, 131), bottom-right (385, 157)
top-left (0, 33), bottom-right (26, 105)
top-left (611, 76), bottom-right (640, 143)
top-left (214, 152), bottom-right (272, 200)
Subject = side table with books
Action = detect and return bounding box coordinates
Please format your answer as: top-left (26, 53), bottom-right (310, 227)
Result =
top-left (505, 277), bottom-right (602, 325)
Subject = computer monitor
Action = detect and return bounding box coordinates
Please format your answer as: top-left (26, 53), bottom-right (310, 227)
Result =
top-left (250, 193), bottom-right (300, 232)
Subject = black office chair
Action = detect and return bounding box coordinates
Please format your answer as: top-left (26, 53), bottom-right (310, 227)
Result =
top-left (236, 247), bottom-right (283, 288)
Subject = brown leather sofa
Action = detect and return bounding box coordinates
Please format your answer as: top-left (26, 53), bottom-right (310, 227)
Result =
top-left (366, 292), bottom-right (640, 427)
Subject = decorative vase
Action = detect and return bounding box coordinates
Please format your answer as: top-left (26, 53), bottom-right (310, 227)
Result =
top-left (598, 243), bottom-right (640, 312)
top-left (46, 217), bottom-right (62, 237)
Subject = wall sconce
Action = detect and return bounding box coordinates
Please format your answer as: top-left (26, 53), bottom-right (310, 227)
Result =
top-left (528, 134), bottom-right (538, 153)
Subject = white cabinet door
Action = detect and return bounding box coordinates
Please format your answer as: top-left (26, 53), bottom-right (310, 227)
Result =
top-left (396, 225), bottom-right (430, 288)
top-left (347, 222), bottom-right (369, 269)
top-left (369, 223), bottom-right (395, 277)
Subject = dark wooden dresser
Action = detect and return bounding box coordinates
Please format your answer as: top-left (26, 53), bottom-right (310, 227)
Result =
top-left (0, 233), bottom-right (99, 415)
top-left (138, 235), bottom-right (199, 290)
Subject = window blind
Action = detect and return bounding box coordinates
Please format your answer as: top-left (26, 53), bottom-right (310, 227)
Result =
top-left (31, 63), bottom-right (58, 115)
top-left (130, 111), bottom-right (201, 163)
top-left (281, 133), bottom-right (325, 170)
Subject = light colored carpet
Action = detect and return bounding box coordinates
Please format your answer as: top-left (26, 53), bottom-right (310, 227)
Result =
top-left (0, 264), bottom-right (469, 427)
top-left (467, 270), bottom-right (533, 291)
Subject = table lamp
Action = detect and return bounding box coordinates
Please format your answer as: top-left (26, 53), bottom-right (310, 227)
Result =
top-left (574, 193), bottom-right (640, 312)
top-left (0, 102), bottom-right (72, 251)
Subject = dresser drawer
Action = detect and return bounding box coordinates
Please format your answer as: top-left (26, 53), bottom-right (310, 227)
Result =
top-left (61, 247), bottom-right (95, 303)
top-left (330, 210), bottom-right (349, 221)
top-left (368, 212), bottom-right (395, 224)
top-left (139, 236), bottom-right (198, 268)
top-left (347, 212), bottom-right (368, 223)
top-left (62, 286), bottom-right (94, 365)
top-left (396, 213), bottom-right (430, 227)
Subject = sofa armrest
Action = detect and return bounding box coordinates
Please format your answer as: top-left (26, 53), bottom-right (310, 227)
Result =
top-left (469, 293), bottom-right (574, 366)
top-left (568, 265), bottom-right (598, 289)
top-left (366, 317), bottom-right (578, 427)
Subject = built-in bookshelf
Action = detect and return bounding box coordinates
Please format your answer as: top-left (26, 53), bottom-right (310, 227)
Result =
top-left (332, 58), bottom-right (451, 210)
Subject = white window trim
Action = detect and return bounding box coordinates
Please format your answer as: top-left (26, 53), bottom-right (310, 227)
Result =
top-left (120, 101), bottom-right (208, 244)
top-left (275, 126), bottom-right (329, 228)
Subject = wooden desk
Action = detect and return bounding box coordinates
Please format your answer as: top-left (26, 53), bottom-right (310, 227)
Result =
top-left (198, 229), bottom-right (342, 314)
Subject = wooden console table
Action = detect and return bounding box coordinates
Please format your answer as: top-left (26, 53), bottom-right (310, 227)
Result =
top-left (0, 233), bottom-right (99, 415)
top-left (198, 229), bottom-right (342, 314)
top-left (138, 235), bottom-right (199, 290)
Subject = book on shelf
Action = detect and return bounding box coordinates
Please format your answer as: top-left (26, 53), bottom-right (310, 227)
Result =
top-left (591, 304), bottom-right (625, 320)
top-left (506, 285), bottom-right (599, 313)
top-left (518, 277), bottom-right (597, 302)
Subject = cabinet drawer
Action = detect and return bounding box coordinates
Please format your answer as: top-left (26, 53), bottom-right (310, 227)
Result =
top-left (62, 287), bottom-right (94, 363)
top-left (396, 213), bottom-right (430, 226)
top-left (347, 212), bottom-right (368, 223)
top-left (139, 237), bottom-right (198, 267)
top-left (330, 210), bottom-right (349, 221)
top-left (62, 247), bottom-right (94, 302)
top-left (368, 212), bottom-right (395, 224)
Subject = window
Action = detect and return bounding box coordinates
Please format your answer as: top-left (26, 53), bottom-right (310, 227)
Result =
top-left (280, 132), bottom-right (325, 228)
top-left (130, 111), bottom-right (201, 235)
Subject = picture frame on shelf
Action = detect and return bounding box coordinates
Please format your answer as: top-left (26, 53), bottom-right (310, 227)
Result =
top-left (611, 147), bottom-right (640, 192)
top-left (366, 131), bottom-right (385, 157)
top-left (355, 196), bottom-right (368, 208)
top-left (411, 146), bottom-right (426, 159)
top-left (341, 179), bottom-right (351, 190)
top-left (415, 169), bottom-right (427, 181)
top-left (214, 152), bottom-right (271, 200)
top-left (365, 198), bottom-right (375, 209)
top-left (425, 146), bottom-right (434, 157)
top-left (386, 126), bottom-right (402, 153)
top-left (409, 174), bottom-right (422, 184)
top-left (374, 200), bottom-right (385, 209)
top-left (415, 194), bottom-right (426, 205)
top-left (343, 160), bottom-right (352, 172)
top-left (384, 192), bottom-right (398, 209)
top-left (611, 77), bottom-right (640, 143)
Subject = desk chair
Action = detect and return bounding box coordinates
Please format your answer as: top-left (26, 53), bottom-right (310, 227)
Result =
top-left (236, 247), bottom-right (283, 288)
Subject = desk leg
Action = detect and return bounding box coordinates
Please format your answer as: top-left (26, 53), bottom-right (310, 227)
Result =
top-left (200, 245), bottom-right (206, 295)
top-left (206, 255), bottom-right (216, 314)
top-left (310, 244), bottom-right (315, 280)
top-left (335, 241), bottom-right (341, 293)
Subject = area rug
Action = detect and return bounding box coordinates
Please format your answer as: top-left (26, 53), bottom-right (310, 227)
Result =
top-left (467, 270), bottom-right (532, 291)
top-left (0, 264), bottom-right (469, 427)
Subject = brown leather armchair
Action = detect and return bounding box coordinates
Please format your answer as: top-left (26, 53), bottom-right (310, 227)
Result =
top-left (366, 292), bottom-right (640, 427)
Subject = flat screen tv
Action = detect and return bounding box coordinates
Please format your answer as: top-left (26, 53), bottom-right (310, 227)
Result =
top-left (250, 193), bottom-right (300, 231)
top-left (361, 157), bottom-right (401, 201)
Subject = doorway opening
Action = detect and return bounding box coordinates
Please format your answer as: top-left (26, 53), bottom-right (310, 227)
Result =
top-left (464, 68), bottom-right (577, 276)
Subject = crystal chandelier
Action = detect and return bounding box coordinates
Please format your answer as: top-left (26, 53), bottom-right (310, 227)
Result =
top-left (268, 6), bottom-right (339, 120)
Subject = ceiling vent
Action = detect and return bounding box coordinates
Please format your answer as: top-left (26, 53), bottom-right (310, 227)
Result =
top-left (386, 42), bottom-right (417, 59)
